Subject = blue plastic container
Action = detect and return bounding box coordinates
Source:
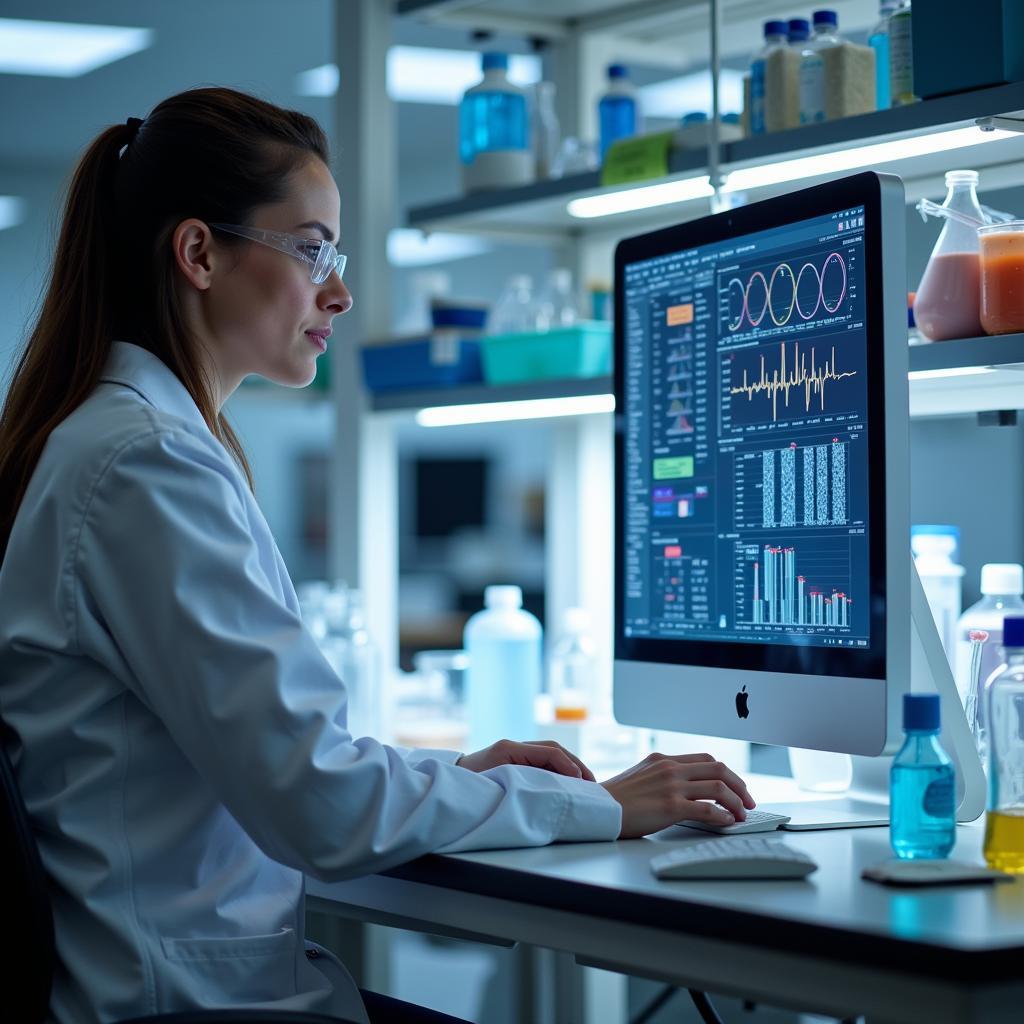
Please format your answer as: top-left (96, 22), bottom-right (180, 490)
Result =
top-left (598, 64), bottom-right (637, 161)
top-left (361, 337), bottom-right (483, 392)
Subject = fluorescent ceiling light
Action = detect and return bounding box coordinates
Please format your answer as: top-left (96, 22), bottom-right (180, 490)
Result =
top-left (0, 18), bottom-right (152, 76)
top-left (908, 366), bottom-right (995, 381)
top-left (296, 48), bottom-right (542, 105)
top-left (568, 175), bottom-right (713, 219)
top-left (417, 394), bottom-right (615, 427)
top-left (0, 196), bottom-right (26, 231)
top-left (387, 228), bottom-right (492, 267)
top-left (639, 69), bottom-right (745, 120)
top-left (567, 126), bottom-right (1017, 220)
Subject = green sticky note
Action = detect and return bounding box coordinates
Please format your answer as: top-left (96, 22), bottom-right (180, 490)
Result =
top-left (654, 456), bottom-right (694, 480)
top-left (601, 131), bottom-right (673, 187)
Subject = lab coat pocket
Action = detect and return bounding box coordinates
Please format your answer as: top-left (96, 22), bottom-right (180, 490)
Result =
top-left (160, 927), bottom-right (298, 1005)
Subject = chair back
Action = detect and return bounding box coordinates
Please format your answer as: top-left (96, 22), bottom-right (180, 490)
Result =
top-left (0, 720), bottom-right (55, 1024)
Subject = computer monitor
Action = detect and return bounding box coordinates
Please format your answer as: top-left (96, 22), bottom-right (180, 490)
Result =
top-left (612, 172), bottom-right (984, 827)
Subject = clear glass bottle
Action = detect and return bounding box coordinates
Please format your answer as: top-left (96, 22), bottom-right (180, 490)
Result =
top-left (913, 171), bottom-right (986, 342)
top-left (983, 616), bottom-right (1024, 873)
top-left (598, 64), bottom-right (638, 162)
top-left (888, 0), bottom-right (917, 106)
top-left (799, 10), bottom-right (841, 126)
top-left (910, 524), bottom-right (964, 664)
top-left (890, 694), bottom-right (956, 860)
top-left (868, 1), bottom-right (896, 111)
top-left (750, 20), bottom-right (788, 136)
top-left (323, 588), bottom-right (382, 742)
top-left (548, 608), bottom-right (597, 722)
top-left (489, 274), bottom-right (537, 334)
top-left (533, 81), bottom-right (562, 180)
top-left (535, 268), bottom-right (579, 331)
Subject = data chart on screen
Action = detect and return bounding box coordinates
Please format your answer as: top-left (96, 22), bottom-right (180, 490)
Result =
top-left (623, 205), bottom-right (870, 649)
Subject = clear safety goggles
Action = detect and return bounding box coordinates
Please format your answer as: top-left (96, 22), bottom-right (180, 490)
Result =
top-left (210, 223), bottom-right (347, 285)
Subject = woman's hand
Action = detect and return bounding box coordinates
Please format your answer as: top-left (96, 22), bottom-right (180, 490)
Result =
top-left (601, 752), bottom-right (756, 839)
top-left (457, 739), bottom-right (596, 781)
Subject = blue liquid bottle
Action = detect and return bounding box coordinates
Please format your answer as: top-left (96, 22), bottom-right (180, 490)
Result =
top-left (868, 1), bottom-right (896, 111)
top-left (890, 693), bottom-right (956, 859)
top-left (459, 52), bottom-right (532, 191)
top-left (598, 64), bottom-right (637, 162)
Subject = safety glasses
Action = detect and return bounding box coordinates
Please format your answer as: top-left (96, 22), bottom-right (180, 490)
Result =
top-left (210, 223), bottom-right (347, 285)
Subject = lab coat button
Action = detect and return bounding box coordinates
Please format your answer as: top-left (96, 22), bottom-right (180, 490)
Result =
top-left (305, 947), bottom-right (320, 959)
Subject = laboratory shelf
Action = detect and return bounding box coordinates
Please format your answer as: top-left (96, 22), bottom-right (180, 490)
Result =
top-left (368, 373), bottom-right (613, 412)
top-left (365, 333), bottom-right (1024, 417)
top-left (407, 83), bottom-right (1024, 238)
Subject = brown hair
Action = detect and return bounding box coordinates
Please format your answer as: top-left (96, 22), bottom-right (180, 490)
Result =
top-left (0, 87), bottom-right (329, 559)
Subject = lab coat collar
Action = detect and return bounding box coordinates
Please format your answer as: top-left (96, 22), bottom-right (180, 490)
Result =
top-left (101, 342), bottom-right (210, 433)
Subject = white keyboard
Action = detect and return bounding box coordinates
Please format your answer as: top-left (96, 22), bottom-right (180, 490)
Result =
top-left (650, 837), bottom-right (818, 880)
top-left (677, 809), bottom-right (791, 835)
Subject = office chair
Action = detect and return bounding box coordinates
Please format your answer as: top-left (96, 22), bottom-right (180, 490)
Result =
top-left (0, 730), bottom-right (356, 1024)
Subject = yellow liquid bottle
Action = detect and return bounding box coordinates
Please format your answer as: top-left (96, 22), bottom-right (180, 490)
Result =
top-left (984, 809), bottom-right (1024, 873)
top-left (983, 620), bottom-right (1024, 873)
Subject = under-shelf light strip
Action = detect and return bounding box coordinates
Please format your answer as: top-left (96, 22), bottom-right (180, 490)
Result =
top-left (568, 126), bottom-right (1017, 220)
top-left (417, 367), bottom-right (997, 426)
top-left (416, 394), bottom-right (615, 427)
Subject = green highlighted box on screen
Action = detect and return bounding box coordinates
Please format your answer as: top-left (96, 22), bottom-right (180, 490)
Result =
top-left (653, 456), bottom-right (694, 480)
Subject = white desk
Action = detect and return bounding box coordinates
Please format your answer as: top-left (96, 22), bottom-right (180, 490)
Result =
top-left (308, 790), bottom-right (1024, 1024)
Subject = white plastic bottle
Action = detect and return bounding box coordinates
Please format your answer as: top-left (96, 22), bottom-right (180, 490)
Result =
top-left (533, 81), bottom-right (562, 180)
top-left (464, 585), bottom-right (543, 749)
top-left (888, 0), bottom-right (917, 106)
top-left (955, 564), bottom-right (1024, 704)
top-left (868, 1), bottom-right (896, 110)
top-left (799, 10), bottom-right (841, 125)
top-left (750, 20), bottom-right (788, 136)
top-left (489, 275), bottom-right (537, 334)
top-left (459, 52), bottom-right (533, 191)
top-left (911, 525), bottom-right (965, 666)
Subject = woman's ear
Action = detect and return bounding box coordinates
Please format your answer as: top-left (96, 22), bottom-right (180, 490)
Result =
top-left (172, 219), bottom-right (216, 291)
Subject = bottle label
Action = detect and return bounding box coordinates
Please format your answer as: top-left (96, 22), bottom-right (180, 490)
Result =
top-left (923, 775), bottom-right (955, 818)
top-left (799, 55), bottom-right (826, 124)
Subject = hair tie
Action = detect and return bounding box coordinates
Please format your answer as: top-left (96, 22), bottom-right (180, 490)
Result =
top-left (125, 116), bottom-right (144, 139)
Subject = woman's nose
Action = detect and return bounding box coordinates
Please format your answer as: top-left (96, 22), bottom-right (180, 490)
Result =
top-left (322, 275), bottom-right (353, 315)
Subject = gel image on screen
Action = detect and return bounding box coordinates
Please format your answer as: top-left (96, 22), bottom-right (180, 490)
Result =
top-left (623, 205), bottom-right (870, 651)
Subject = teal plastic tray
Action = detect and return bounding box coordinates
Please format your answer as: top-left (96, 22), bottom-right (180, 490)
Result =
top-left (481, 322), bottom-right (612, 384)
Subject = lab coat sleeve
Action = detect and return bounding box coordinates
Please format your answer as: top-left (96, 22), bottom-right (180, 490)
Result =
top-left (74, 427), bottom-right (621, 880)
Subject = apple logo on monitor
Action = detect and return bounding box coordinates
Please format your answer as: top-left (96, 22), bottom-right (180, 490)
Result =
top-left (735, 685), bottom-right (749, 719)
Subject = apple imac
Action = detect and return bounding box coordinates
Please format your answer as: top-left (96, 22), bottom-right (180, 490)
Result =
top-left (612, 171), bottom-right (984, 828)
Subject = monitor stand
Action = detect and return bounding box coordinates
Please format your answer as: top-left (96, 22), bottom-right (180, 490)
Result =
top-left (768, 559), bottom-right (986, 831)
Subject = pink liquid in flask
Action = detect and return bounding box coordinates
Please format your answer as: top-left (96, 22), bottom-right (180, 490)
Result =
top-left (913, 251), bottom-right (983, 341)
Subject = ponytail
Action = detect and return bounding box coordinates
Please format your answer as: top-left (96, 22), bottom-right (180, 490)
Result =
top-left (0, 89), bottom-right (330, 560)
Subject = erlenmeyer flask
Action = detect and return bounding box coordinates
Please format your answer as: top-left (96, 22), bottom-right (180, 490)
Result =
top-left (913, 170), bottom-right (985, 341)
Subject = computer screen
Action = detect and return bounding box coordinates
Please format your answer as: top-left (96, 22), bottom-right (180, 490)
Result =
top-left (623, 205), bottom-right (870, 650)
top-left (613, 173), bottom-right (909, 757)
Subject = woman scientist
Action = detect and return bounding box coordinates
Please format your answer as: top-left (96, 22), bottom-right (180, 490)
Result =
top-left (0, 88), bottom-right (754, 1024)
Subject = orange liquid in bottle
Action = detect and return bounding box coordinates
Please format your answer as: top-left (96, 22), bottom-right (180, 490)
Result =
top-left (980, 231), bottom-right (1024, 335)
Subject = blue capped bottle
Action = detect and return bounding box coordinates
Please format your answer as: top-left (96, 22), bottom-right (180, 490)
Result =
top-left (598, 64), bottom-right (638, 162)
top-left (459, 52), bottom-right (533, 192)
top-left (750, 20), bottom-right (788, 136)
top-left (868, 1), bottom-right (896, 110)
top-left (890, 694), bottom-right (956, 859)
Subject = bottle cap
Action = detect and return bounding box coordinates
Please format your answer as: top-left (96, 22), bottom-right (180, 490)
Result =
top-left (910, 524), bottom-right (960, 561)
top-left (813, 10), bottom-right (838, 27)
top-left (945, 169), bottom-right (979, 186)
top-left (788, 18), bottom-right (810, 40)
top-left (481, 52), bottom-right (508, 72)
top-left (682, 111), bottom-right (708, 125)
top-left (903, 693), bottom-right (941, 732)
top-left (764, 20), bottom-right (788, 37)
top-left (981, 563), bottom-right (1024, 596)
top-left (549, 267), bottom-right (573, 290)
top-left (484, 585), bottom-right (523, 609)
top-left (607, 63), bottom-right (629, 79)
top-left (1003, 616), bottom-right (1024, 648)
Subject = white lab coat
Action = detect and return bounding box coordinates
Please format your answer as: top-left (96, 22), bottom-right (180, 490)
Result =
top-left (0, 342), bottom-right (621, 1024)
